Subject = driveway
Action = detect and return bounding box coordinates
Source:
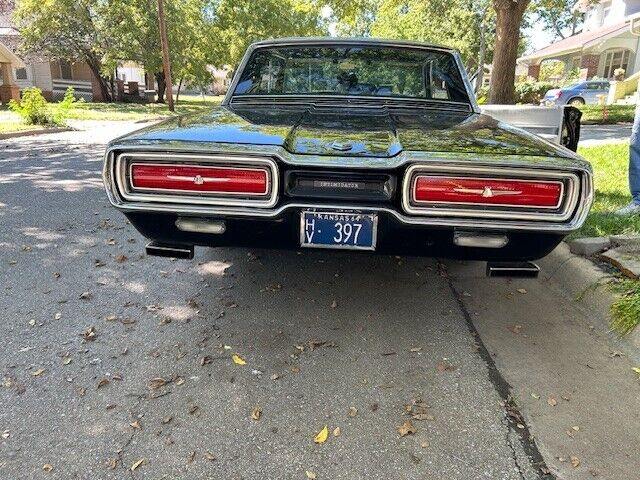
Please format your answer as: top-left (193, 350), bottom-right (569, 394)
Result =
top-left (1, 122), bottom-right (639, 480)
top-left (579, 124), bottom-right (632, 146)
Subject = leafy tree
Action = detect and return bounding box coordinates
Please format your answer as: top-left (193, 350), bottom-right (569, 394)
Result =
top-left (489, 0), bottom-right (531, 104)
top-left (368, 0), bottom-right (494, 79)
top-left (210, 0), bottom-right (327, 68)
top-left (531, 0), bottom-right (591, 39)
top-left (13, 0), bottom-right (113, 100)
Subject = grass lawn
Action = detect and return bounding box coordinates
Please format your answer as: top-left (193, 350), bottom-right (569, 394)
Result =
top-left (577, 142), bottom-right (640, 334)
top-left (51, 94), bottom-right (223, 121)
top-left (0, 122), bottom-right (43, 134)
top-left (578, 104), bottom-right (635, 124)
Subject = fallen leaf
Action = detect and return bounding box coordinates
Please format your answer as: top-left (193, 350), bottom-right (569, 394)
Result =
top-left (232, 354), bottom-right (247, 365)
top-left (148, 377), bottom-right (169, 390)
top-left (306, 471), bottom-right (317, 479)
top-left (189, 405), bottom-right (200, 416)
top-left (204, 451), bottom-right (216, 462)
top-left (572, 425), bottom-right (580, 431)
top-left (632, 367), bottom-right (640, 375)
top-left (314, 425), bottom-right (329, 444)
top-left (517, 288), bottom-right (527, 294)
top-left (62, 357), bottom-right (72, 365)
top-left (1, 430), bottom-right (9, 439)
top-left (54, 312), bottom-right (62, 320)
top-left (348, 406), bottom-right (358, 417)
top-left (251, 406), bottom-right (262, 420)
top-left (162, 416), bottom-right (173, 425)
top-left (31, 368), bottom-right (46, 377)
top-left (609, 351), bottom-right (625, 358)
top-left (115, 254), bottom-right (127, 263)
top-left (79, 291), bottom-right (92, 300)
top-left (397, 420), bottom-right (416, 437)
top-left (291, 366), bottom-right (301, 374)
top-left (81, 326), bottom-right (97, 341)
top-left (420, 441), bottom-right (430, 448)
top-left (42, 464), bottom-right (54, 472)
top-left (108, 458), bottom-right (118, 470)
top-left (410, 347), bottom-right (422, 352)
top-left (97, 378), bottom-right (110, 389)
top-left (270, 373), bottom-right (280, 380)
top-left (333, 426), bottom-right (341, 437)
top-left (175, 377), bottom-right (185, 386)
top-left (509, 324), bottom-right (522, 334)
top-left (130, 419), bottom-right (141, 429)
top-left (412, 413), bottom-right (434, 421)
top-left (547, 397), bottom-right (558, 407)
top-left (200, 356), bottom-right (211, 366)
top-left (530, 393), bottom-right (540, 400)
top-left (187, 451), bottom-right (196, 463)
top-left (436, 360), bottom-right (456, 373)
top-left (130, 458), bottom-right (144, 471)
top-left (570, 456), bottom-right (580, 468)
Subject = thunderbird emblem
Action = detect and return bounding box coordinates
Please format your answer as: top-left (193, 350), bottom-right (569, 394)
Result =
top-left (331, 141), bottom-right (353, 151)
top-left (193, 175), bottom-right (205, 185)
top-left (453, 186), bottom-right (522, 198)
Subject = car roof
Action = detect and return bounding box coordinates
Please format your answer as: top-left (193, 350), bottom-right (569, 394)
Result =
top-left (249, 37), bottom-right (457, 54)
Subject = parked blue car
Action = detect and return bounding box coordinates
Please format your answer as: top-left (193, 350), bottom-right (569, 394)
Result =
top-left (541, 81), bottom-right (610, 106)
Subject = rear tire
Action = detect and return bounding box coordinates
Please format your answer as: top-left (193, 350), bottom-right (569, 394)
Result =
top-left (568, 97), bottom-right (585, 106)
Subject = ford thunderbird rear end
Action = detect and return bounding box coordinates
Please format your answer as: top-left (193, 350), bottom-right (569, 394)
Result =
top-left (103, 38), bottom-right (593, 266)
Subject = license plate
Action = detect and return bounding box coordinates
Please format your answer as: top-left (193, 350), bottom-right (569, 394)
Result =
top-left (300, 210), bottom-right (377, 250)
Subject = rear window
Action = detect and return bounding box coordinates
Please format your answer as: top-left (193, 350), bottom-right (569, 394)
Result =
top-left (232, 45), bottom-right (470, 104)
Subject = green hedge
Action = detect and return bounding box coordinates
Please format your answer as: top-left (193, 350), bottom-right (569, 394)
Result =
top-left (514, 81), bottom-right (558, 104)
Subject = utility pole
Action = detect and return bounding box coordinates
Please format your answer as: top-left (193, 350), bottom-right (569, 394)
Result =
top-left (157, 0), bottom-right (174, 111)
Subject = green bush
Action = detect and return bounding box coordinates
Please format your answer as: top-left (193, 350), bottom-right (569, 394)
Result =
top-left (8, 87), bottom-right (54, 125)
top-left (475, 86), bottom-right (489, 105)
top-left (53, 86), bottom-right (77, 124)
top-left (514, 81), bottom-right (558, 104)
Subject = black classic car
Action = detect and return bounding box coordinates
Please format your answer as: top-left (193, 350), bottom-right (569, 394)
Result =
top-left (103, 38), bottom-right (593, 275)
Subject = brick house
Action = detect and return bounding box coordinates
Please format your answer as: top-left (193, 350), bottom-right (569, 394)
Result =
top-left (518, 0), bottom-right (640, 81)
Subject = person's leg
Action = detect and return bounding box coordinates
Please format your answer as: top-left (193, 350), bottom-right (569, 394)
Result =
top-left (616, 103), bottom-right (640, 215)
top-left (630, 103), bottom-right (640, 205)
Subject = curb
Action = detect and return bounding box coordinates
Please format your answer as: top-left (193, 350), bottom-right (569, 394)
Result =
top-left (538, 242), bottom-right (640, 351)
top-left (0, 127), bottom-right (73, 140)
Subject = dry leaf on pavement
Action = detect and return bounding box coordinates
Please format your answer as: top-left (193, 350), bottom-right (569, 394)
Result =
top-left (115, 254), bottom-right (127, 263)
top-left (333, 427), bottom-right (341, 437)
top-left (251, 406), bottom-right (262, 420)
top-left (31, 368), bottom-right (46, 377)
top-left (130, 459), bottom-right (144, 471)
top-left (306, 471), bottom-right (317, 479)
top-left (570, 456), bottom-right (580, 468)
top-left (42, 464), bottom-right (54, 472)
top-left (517, 288), bottom-right (527, 294)
top-left (348, 406), bottom-right (358, 417)
top-left (81, 326), bottom-right (97, 341)
top-left (397, 420), bottom-right (416, 437)
top-left (204, 451), bottom-right (216, 462)
top-left (130, 420), bottom-right (141, 429)
top-left (547, 397), bottom-right (558, 407)
top-left (232, 354), bottom-right (247, 365)
top-left (314, 426), bottom-right (329, 444)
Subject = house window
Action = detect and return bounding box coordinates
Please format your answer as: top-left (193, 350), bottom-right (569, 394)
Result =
top-left (15, 67), bottom-right (27, 80)
top-left (59, 61), bottom-right (73, 80)
top-left (603, 49), bottom-right (630, 78)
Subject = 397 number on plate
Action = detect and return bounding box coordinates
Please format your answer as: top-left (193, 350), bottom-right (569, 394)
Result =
top-left (300, 211), bottom-right (377, 250)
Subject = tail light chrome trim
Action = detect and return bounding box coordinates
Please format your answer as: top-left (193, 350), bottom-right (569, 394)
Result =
top-left (114, 152), bottom-right (279, 208)
top-left (402, 164), bottom-right (581, 222)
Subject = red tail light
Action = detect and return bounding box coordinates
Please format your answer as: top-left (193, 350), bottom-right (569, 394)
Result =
top-left (130, 163), bottom-right (269, 195)
top-left (412, 176), bottom-right (563, 209)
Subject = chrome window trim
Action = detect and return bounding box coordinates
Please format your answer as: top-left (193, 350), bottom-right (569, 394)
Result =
top-left (128, 162), bottom-right (271, 197)
top-left (401, 164), bottom-right (580, 222)
top-left (114, 153), bottom-right (279, 209)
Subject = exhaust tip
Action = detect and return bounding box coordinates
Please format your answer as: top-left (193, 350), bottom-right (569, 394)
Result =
top-left (486, 261), bottom-right (540, 278)
top-left (145, 241), bottom-right (194, 260)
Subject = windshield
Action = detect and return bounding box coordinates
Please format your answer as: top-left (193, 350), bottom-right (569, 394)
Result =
top-left (232, 45), bottom-right (470, 104)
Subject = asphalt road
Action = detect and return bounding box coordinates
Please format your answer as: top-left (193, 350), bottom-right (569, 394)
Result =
top-left (1, 122), bottom-right (639, 480)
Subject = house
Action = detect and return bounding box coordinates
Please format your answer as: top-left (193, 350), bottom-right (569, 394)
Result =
top-left (518, 0), bottom-right (640, 82)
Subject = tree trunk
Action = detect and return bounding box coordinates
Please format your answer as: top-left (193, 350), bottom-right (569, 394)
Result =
top-left (155, 71), bottom-right (166, 103)
top-left (85, 53), bottom-right (111, 102)
top-left (489, 0), bottom-right (530, 104)
top-left (176, 77), bottom-right (183, 103)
